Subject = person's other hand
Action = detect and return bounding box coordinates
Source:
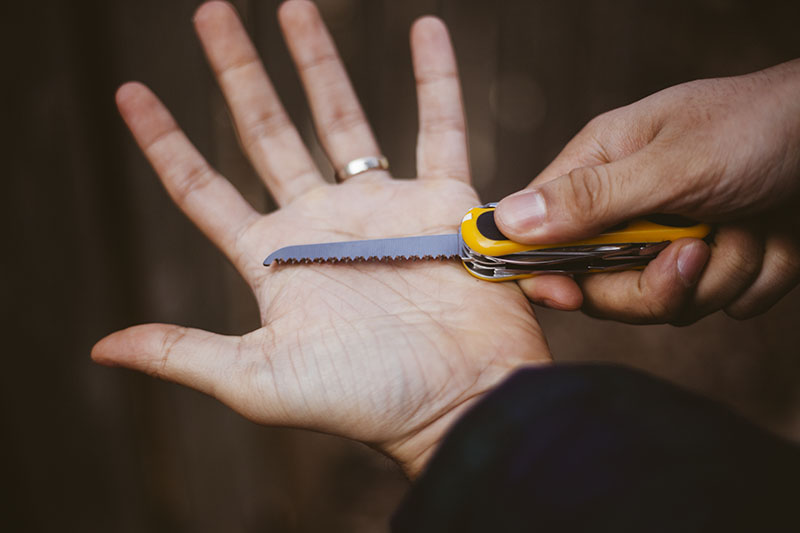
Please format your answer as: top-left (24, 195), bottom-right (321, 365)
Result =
top-left (495, 60), bottom-right (800, 324)
top-left (91, 0), bottom-right (549, 478)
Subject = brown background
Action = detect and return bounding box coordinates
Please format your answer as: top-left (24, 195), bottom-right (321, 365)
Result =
top-left (4, 0), bottom-right (799, 531)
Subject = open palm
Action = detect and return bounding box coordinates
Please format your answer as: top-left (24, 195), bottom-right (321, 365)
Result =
top-left (93, 0), bottom-right (549, 476)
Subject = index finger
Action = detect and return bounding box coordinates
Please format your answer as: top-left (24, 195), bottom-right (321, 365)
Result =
top-left (116, 82), bottom-right (259, 272)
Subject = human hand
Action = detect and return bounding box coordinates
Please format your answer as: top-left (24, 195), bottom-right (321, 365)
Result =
top-left (91, 0), bottom-right (549, 478)
top-left (495, 60), bottom-right (800, 324)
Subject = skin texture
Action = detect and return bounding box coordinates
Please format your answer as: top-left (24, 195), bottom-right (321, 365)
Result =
top-left (495, 59), bottom-right (800, 324)
top-left (91, 1), bottom-right (550, 478)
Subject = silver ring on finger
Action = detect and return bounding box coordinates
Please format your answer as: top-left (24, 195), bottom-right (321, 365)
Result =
top-left (336, 155), bottom-right (389, 182)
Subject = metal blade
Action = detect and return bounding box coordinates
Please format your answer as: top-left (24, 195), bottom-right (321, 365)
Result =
top-left (263, 234), bottom-right (461, 266)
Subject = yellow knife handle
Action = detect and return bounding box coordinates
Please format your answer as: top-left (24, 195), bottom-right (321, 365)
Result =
top-left (460, 206), bottom-right (713, 257)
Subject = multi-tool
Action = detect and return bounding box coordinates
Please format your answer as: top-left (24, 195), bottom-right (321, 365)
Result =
top-left (263, 204), bottom-right (712, 281)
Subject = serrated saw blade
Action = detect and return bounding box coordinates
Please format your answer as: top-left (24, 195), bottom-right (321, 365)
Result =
top-left (263, 234), bottom-right (461, 266)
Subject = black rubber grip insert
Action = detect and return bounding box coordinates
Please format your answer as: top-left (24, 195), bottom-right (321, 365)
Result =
top-left (476, 210), bottom-right (509, 241)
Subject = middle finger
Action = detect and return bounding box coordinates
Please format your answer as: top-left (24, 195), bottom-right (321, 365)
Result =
top-left (194, 1), bottom-right (324, 205)
top-left (278, 0), bottom-right (389, 181)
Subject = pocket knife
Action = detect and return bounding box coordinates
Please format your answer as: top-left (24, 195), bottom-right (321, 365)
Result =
top-left (263, 204), bottom-right (712, 281)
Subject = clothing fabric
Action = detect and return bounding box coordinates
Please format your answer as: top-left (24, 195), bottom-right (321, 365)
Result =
top-left (393, 364), bottom-right (800, 532)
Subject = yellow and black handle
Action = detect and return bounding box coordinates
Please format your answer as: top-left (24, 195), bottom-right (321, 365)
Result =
top-left (459, 205), bottom-right (712, 280)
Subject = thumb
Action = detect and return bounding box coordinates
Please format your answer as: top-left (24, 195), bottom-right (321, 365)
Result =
top-left (495, 153), bottom-right (667, 244)
top-left (92, 323), bottom-right (244, 400)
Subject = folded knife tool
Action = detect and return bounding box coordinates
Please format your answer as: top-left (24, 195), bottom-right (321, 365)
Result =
top-left (263, 204), bottom-right (712, 281)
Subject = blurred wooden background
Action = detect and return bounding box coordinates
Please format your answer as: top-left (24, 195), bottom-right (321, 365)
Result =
top-left (4, 0), bottom-right (799, 531)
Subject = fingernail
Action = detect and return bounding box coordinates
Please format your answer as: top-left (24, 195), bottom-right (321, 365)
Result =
top-left (496, 190), bottom-right (547, 233)
top-left (677, 241), bottom-right (708, 287)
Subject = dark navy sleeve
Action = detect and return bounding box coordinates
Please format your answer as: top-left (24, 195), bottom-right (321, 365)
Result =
top-left (392, 364), bottom-right (800, 532)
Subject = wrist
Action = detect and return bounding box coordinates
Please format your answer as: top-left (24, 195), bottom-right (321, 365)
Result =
top-left (384, 358), bottom-right (550, 478)
top-left (384, 397), bottom-right (484, 479)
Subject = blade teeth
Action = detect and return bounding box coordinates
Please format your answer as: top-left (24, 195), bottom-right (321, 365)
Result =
top-left (266, 234), bottom-right (460, 267)
top-left (272, 253), bottom-right (455, 265)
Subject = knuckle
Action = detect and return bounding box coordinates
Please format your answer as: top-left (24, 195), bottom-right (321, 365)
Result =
top-left (720, 246), bottom-right (762, 287)
top-left (244, 110), bottom-right (293, 145)
top-left (581, 110), bottom-right (625, 146)
top-left (421, 114), bottom-right (465, 136)
top-left (219, 58), bottom-right (260, 84)
top-left (637, 276), bottom-right (683, 324)
top-left (641, 294), bottom-right (679, 323)
top-left (299, 51), bottom-right (339, 75)
top-left (170, 160), bottom-right (216, 203)
top-left (721, 245), bottom-right (800, 321)
top-left (584, 111), bottom-right (613, 134)
top-left (323, 106), bottom-right (367, 136)
top-left (564, 166), bottom-right (611, 220)
top-left (154, 327), bottom-right (188, 379)
top-left (415, 67), bottom-right (458, 89)
top-left (769, 245), bottom-right (800, 284)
